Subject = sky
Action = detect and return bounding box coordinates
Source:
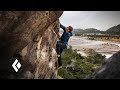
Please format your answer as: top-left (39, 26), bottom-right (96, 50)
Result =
top-left (60, 11), bottom-right (120, 31)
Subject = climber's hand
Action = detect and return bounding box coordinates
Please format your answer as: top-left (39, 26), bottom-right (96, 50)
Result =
top-left (57, 38), bottom-right (61, 42)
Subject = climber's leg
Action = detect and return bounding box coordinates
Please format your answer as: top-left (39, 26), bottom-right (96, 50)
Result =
top-left (56, 41), bottom-right (62, 67)
top-left (56, 41), bottom-right (67, 68)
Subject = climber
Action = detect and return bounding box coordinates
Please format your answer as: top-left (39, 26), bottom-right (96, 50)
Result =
top-left (56, 23), bottom-right (73, 69)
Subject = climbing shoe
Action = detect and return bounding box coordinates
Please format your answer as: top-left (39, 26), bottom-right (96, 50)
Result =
top-left (57, 54), bottom-right (60, 57)
top-left (57, 75), bottom-right (63, 79)
top-left (58, 66), bottom-right (62, 70)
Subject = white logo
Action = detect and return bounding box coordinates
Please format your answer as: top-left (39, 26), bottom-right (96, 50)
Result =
top-left (12, 59), bottom-right (21, 72)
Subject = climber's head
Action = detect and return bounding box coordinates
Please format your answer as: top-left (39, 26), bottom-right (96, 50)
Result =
top-left (66, 26), bottom-right (73, 32)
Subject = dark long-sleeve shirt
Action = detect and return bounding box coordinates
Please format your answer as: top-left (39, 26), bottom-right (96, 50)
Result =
top-left (60, 24), bottom-right (73, 46)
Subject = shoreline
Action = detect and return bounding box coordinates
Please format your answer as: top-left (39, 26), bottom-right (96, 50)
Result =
top-left (68, 36), bottom-right (120, 59)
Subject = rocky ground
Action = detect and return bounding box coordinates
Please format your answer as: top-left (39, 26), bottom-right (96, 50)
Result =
top-left (68, 36), bottom-right (120, 59)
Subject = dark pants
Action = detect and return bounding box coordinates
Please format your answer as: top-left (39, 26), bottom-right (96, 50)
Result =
top-left (56, 41), bottom-right (67, 67)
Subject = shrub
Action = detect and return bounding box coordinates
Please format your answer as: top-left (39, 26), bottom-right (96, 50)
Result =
top-left (58, 46), bottom-right (105, 79)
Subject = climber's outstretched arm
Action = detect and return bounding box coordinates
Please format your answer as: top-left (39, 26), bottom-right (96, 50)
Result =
top-left (60, 23), bottom-right (66, 31)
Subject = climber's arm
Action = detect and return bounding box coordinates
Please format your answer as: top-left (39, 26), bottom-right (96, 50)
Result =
top-left (60, 23), bottom-right (66, 31)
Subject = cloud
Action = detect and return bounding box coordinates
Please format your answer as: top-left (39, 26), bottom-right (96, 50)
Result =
top-left (60, 11), bottom-right (120, 31)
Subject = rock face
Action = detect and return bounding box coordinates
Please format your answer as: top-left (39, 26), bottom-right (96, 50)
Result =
top-left (87, 50), bottom-right (120, 79)
top-left (0, 11), bottom-right (63, 79)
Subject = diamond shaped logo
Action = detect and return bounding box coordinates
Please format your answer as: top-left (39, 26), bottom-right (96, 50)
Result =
top-left (12, 59), bottom-right (21, 72)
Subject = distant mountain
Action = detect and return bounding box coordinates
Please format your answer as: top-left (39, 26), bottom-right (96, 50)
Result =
top-left (73, 28), bottom-right (101, 35)
top-left (74, 24), bottom-right (120, 35)
top-left (74, 28), bottom-right (84, 32)
top-left (106, 24), bottom-right (120, 35)
top-left (84, 24), bottom-right (120, 35)
top-left (73, 28), bottom-right (84, 35)
top-left (83, 28), bottom-right (101, 33)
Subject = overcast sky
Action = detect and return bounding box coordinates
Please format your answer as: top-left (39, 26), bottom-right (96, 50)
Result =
top-left (60, 11), bottom-right (120, 31)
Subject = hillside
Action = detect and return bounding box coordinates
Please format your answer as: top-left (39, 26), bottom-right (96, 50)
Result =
top-left (73, 28), bottom-right (102, 36)
top-left (74, 24), bottom-right (120, 35)
top-left (74, 28), bottom-right (101, 33)
top-left (106, 24), bottom-right (120, 35)
top-left (84, 28), bottom-right (101, 33)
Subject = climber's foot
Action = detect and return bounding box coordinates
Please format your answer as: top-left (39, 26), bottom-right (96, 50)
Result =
top-left (58, 66), bottom-right (62, 70)
top-left (57, 75), bottom-right (63, 79)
